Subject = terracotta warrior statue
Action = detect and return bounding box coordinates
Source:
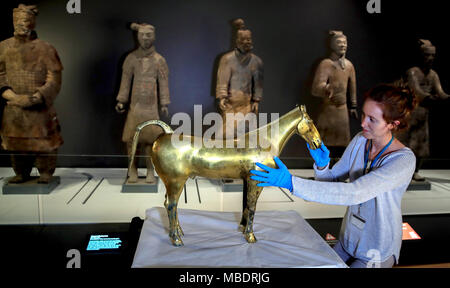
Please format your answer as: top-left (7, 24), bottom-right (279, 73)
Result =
top-left (311, 30), bottom-right (357, 156)
top-left (397, 39), bottom-right (449, 181)
top-left (216, 19), bottom-right (263, 138)
top-left (0, 4), bottom-right (64, 184)
top-left (116, 23), bottom-right (170, 183)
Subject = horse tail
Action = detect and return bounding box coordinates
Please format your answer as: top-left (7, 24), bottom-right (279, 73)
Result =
top-left (128, 120), bottom-right (173, 178)
top-left (135, 120), bottom-right (174, 134)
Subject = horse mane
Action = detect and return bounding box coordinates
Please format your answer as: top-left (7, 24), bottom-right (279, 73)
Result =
top-left (231, 106), bottom-right (303, 154)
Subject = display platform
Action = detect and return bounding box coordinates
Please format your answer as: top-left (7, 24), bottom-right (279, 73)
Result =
top-left (221, 179), bottom-right (243, 192)
top-left (407, 180), bottom-right (431, 191)
top-left (131, 207), bottom-right (348, 268)
top-left (2, 176), bottom-right (60, 195)
top-left (0, 168), bottom-right (449, 224)
top-left (121, 176), bottom-right (159, 193)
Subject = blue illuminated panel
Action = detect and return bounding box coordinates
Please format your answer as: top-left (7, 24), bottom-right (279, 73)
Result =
top-left (86, 235), bottom-right (122, 251)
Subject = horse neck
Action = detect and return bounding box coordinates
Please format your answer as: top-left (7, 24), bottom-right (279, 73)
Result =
top-left (251, 108), bottom-right (301, 155)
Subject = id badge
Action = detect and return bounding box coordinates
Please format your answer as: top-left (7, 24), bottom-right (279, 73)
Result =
top-left (350, 213), bottom-right (366, 230)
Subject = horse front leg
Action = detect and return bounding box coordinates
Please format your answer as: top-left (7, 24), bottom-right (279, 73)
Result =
top-left (163, 177), bottom-right (187, 246)
top-left (243, 179), bottom-right (263, 243)
top-left (239, 179), bottom-right (249, 231)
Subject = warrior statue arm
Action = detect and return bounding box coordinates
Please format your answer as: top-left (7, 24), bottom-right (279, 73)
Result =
top-left (160, 105), bottom-right (169, 117)
top-left (1, 86), bottom-right (33, 107)
top-left (32, 45), bottom-right (63, 107)
top-left (0, 44), bottom-right (11, 98)
top-left (432, 72), bottom-right (450, 100)
top-left (251, 57), bottom-right (264, 113)
top-left (157, 57), bottom-right (170, 117)
top-left (216, 56), bottom-right (232, 111)
top-left (407, 69), bottom-right (432, 102)
top-left (311, 61), bottom-right (333, 98)
top-left (1, 88), bottom-right (16, 101)
top-left (116, 55), bottom-right (134, 111)
top-left (349, 64), bottom-right (358, 118)
top-left (36, 69), bottom-right (62, 106)
top-left (0, 53), bottom-right (15, 101)
top-left (3, 70), bottom-right (60, 108)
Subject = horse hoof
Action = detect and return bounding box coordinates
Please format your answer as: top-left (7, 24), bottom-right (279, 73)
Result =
top-left (245, 232), bottom-right (257, 243)
top-left (171, 237), bottom-right (184, 247)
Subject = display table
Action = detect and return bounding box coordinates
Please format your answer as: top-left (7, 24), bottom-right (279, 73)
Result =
top-left (131, 207), bottom-right (347, 268)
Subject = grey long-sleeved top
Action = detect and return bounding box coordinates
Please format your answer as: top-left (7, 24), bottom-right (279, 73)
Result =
top-left (292, 132), bottom-right (416, 263)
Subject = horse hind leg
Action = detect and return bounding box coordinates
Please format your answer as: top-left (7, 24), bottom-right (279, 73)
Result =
top-left (164, 193), bottom-right (184, 237)
top-left (243, 179), bottom-right (263, 243)
top-left (163, 177), bottom-right (187, 246)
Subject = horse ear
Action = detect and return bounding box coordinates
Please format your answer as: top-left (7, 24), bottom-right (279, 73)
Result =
top-left (300, 105), bottom-right (306, 113)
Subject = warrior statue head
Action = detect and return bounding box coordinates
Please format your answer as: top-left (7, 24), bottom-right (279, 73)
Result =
top-left (329, 30), bottom-right (347, 58)
top-left (419, 39), bottom-right (436, 70)
top-left (131, 23), bottom-right (155, 50)
top-left (234, 19), bottom-right (253, 54)
top-left (13, 4), bottom-right (38, 39)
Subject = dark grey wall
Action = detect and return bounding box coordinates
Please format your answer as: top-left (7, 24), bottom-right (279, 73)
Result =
top-left (0, 0), bottom-right (449, 168)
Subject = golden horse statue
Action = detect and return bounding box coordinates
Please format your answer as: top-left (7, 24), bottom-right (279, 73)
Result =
top-left (128, 105), bottom-right (322, 246)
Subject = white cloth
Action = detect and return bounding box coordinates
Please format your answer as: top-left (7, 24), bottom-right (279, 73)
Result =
top-left (132, 207), bottom-right (347, 268)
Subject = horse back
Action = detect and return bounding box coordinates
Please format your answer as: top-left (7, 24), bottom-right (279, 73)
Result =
top-left (152, 134), bottom-right (276, 180)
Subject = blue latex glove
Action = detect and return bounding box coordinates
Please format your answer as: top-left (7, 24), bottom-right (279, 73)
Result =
top-left (307, 142), bottom-right (330, 168)
top-left (250, 156), bottom-right (293, 192)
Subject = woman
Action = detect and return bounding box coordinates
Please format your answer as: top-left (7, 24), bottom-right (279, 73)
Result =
top-left (250, 84), bottom-right (416, 268)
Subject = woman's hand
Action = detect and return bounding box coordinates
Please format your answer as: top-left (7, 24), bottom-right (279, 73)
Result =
top-left (250, 156), bottom-right (293, 192)
top-left (307, 142), bottom-right (330, 169)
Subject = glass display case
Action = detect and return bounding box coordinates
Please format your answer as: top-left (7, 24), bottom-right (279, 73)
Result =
top-left (0, 0), bottom-right (449, 270)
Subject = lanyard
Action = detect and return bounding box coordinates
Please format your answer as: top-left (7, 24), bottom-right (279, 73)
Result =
top-left (363, 135), bottom-right (394, 174)
top-left (359, 134), bottom-right (394, 216)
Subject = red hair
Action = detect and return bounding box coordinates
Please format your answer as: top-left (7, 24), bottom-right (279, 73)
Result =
top-left (364, 84), bottom-right (417, 130)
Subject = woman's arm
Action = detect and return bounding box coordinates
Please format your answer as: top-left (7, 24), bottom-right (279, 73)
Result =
top-left (314, 133), bottom-right (362, 182)
top-left (293, 151), bottom-right (415, 206)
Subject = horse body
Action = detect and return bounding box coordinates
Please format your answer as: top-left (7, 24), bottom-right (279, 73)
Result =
top-left (129, 105), bottom-right (322, 246)
top-left (153, 134), bottom-right (269, 180)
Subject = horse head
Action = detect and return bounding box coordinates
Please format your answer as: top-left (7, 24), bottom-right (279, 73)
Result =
top-left (296, 105), bottom-right (322, 149)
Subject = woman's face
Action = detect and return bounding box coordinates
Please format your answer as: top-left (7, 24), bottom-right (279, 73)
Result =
top-left (361, 98), bottom-right (394, 139)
